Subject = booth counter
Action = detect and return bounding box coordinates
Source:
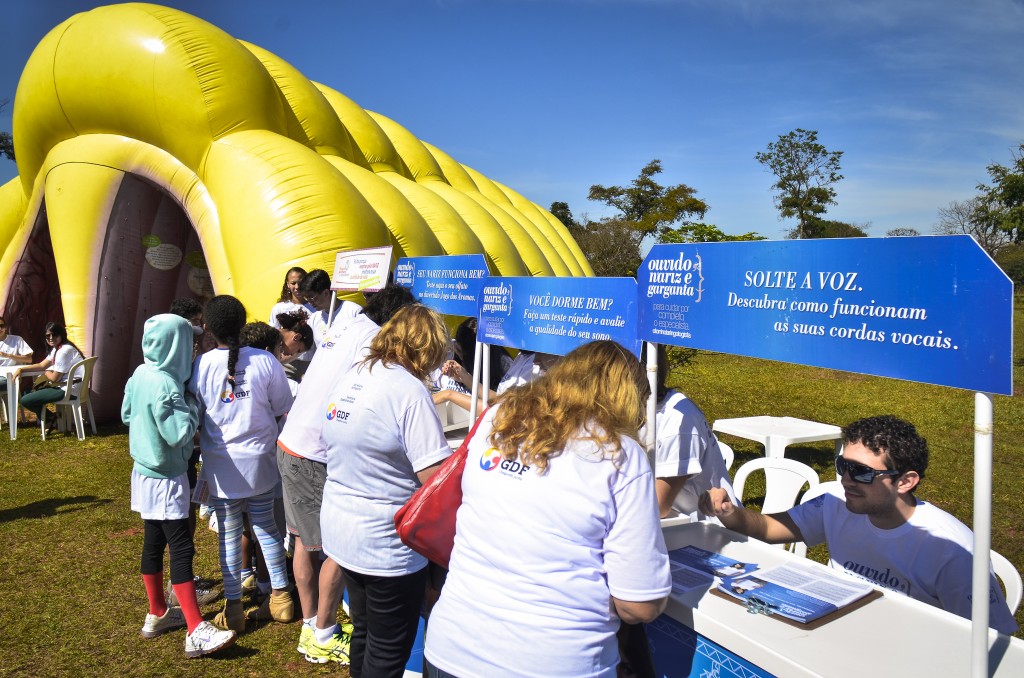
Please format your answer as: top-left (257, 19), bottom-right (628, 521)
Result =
top-left (653, 522), bottom-right (1024, 678)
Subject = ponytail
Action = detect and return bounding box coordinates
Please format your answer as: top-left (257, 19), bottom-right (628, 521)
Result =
top-left (203, 295), bottom-right (248, 387)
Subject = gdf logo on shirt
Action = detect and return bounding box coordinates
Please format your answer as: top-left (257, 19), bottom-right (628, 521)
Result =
top-left (479, 448), bottom-right (501, 471)
top-left (325, 404), bottom-right (350, 422)
top-left (479, 448), bottom-right (531, 478)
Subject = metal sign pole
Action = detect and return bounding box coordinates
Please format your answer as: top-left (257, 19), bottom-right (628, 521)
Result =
top-left (971, 391), bottom-right (994, 678)
top-left (645, 341), bottom-right (657, 451)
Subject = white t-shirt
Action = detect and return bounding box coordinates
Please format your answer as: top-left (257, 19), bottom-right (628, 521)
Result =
top-left (429, 368), bottom-right (468, 394)
top-left (788, 487), bottom-right (1019, 634)
top-left (48, 344), bottom-right (84, 386)
top-left (0, 334), bottom-right (32, 367)
top-left (647, 389), bottom-right (738, 522)
top-left (308, 299), bottom-right (362, 351)
top-left (496, 352), bottom-right (543, 394)
top-left (277, 313), bottom-right (379, 464)
top-left (190, 346), bottom-right (293, 499)
top-left (425, 406), bottom-right (672, 678)
top-left (269, 300), bottom-right (315, 361)
top-left (320, 362), bottom-right (451, 576)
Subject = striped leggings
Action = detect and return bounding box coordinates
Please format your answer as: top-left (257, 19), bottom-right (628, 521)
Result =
top-left (211, 488), bottom-right (288, 600)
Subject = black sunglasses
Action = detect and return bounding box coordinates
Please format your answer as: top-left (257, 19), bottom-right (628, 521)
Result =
top-left (835, 456), bottom-right (902, 484)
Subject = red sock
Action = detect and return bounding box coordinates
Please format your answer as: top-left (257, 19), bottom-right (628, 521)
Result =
top-left (171, 580), bottom-right (204, 633)
top-left (142, 572), bottom-right (166, 617)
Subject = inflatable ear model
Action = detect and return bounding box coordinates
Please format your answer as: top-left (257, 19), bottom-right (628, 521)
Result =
top-left (0, 3), bottom-right (591, 421)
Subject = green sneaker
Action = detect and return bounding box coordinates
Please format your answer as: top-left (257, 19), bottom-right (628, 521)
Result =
top-left (340, 621), bottom-right (354, 636)
top-left (304, 631), bottom-right (351, 665)
top-left (296, 624), bottom-right (314, 655)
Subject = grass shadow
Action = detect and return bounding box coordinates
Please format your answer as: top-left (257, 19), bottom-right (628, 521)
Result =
top-left (0, 495), bottom-right (112, 524)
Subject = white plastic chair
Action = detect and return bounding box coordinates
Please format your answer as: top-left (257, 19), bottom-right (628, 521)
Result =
top-left (733, 457), bottom-right (820, 556)
top-left (991, 549), bottom-right (1023, 615)
top-left (435, 399), bottom-right (471, 433)
top-left (42, 356), bottom-right (98, 441)
top-left (799, 480), bottom-right (844, 506)
top-left (717, 440), bottom-right (735, 471)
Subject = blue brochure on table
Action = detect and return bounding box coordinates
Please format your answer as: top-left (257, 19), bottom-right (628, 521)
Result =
top-left (669, 545), bottom-right (759, 579)
top-left (717, 561), bottom-right (875, 624)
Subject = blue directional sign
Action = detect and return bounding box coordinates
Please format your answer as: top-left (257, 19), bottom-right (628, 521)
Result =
top-left (394, 254), bottom-right (489, 317)
top-left (478, 276), bottom-right (640, 356)
top-left (637, 236), bottom-right (1013, 395)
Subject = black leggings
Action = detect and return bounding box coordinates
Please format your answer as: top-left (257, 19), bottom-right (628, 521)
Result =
top-left (141, 519), bottom-right (195, 584)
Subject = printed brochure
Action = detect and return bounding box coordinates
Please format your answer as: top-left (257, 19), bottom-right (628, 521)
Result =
top-left (667, 546), bottom-right (758, 595)
top-left (716, 561), bottom-right (875, 624)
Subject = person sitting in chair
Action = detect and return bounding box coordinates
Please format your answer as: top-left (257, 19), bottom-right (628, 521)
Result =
top-left (13, 321), bottom-right (84, 433)
top-left (0, 315), bottom-right (34, 397)
top-left (699, 415), bottom-right (1018, 634)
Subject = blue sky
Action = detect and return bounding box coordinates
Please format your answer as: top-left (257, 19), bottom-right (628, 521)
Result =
top-left (2, 0), bottom-right (1022, 238)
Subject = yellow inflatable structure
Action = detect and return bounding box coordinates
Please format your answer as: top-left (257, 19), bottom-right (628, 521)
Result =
top-left (0, 3), bottom-right (591, 421)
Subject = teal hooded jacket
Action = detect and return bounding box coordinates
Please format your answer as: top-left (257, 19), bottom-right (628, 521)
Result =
top-left (122, 314), bottom-right (200, 479)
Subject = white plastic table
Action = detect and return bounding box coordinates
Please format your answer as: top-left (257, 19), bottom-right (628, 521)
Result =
top-left (712, 415), bottom-right (843, 459)
top-left (2, 366), bottom-right (42, 440)
top-left (659, 521), bottom-right (1024, 677)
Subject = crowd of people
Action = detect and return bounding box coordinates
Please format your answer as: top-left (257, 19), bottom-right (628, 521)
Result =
top-left (6, 262), bottom-right (1015, 671)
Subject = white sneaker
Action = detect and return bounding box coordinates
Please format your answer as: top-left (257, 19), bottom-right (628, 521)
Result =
top-left (185, 620), bottom-right (237, 658)
top-left (198, 504), bottom-right (212, 519)
top-left (141, 606), bottom-right (186, 638)
top-left (207, 513), bottom-right (219, 533)
top-left (166, 577), bottom-right (221, 606)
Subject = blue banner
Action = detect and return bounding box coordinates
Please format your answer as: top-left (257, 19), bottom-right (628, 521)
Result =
top-left (478, 277), bottom-right (640, 356)
top-left (394, 254), bottom-right (489, 317)
top-left (647, 615), bottom-right (774, 678)
top-left (637, 236), bottom-right (1013, 395)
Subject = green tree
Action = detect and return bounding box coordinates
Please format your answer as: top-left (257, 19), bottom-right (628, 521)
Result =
top-left (549, 201), bottom-right (579, 231)
top-left (0, 100), bottom-right (13, 162)
top-left (566, 217), bottom-right (642, 277)
top-left (979, 143), bottom-right (1024, 243)
top-left (588, 159), bottom-right (709, 243)
top-left (802, 217), bottom-right (868, 239)
top-left (658, 222), bottom-right (764, 244)
top-left (935, 196), bottom-right (1009, 258)
top-left (755, 128), bottom-right (844, 239)
top-left (886, 228), bottom-right (920, 237)
top-left (994, 243), bottom-right (1024, 286)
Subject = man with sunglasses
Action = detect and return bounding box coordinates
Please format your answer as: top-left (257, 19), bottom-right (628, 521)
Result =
top-left (699, 415), bottom-right (1018, 634)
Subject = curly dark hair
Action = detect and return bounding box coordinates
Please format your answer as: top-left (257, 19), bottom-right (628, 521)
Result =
top-left (204, 295), bottom-right (247, 384)
top-left (360, 283), bottom-right (417, 326)
top-left (275, 309), bottom-right (313, 352)
top-left (169, 297), bottom-right (203, 320)
top-left (843, 415), bottom-right (928, 482)
top-left (240, 321), bottom-right (281, 353)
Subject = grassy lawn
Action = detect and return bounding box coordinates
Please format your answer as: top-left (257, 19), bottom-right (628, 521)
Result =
top-left (0, 299), bottom-right (1021, 675)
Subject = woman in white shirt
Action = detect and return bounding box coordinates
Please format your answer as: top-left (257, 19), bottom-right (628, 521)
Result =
top-left (319, 304), bottom-right (452, 676)
top-left (268, 267), bottom-right (314, 379)
top-left (268, 266), bottom-right (308, 326)
top-left (424, 340), bottom-right (672, 678)
top-left (15, 322), bottom-right (83, 430)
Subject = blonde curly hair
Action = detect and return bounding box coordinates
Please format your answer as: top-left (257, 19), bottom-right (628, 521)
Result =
top-left (363, 304), bottom-right (450, 381)
top-left (488, 340), bottom-right (649, 474)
